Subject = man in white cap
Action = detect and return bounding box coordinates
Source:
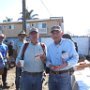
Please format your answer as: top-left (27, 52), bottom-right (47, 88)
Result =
top-left (13, 31), bottom-right (27, 90)
top-left (0, 33), bottom-right (9, 88)
top-left (16, 27), bottom-right (46, 90)
top-left (46, 25), bottom-right (79, 90)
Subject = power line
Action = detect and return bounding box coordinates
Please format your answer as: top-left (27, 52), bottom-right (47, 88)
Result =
top-left (40, 0), bottom-right (52, 17)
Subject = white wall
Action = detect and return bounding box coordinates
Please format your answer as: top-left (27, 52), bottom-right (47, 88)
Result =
top-left (72, 37), bottom-right (89, 55)
top-left (41, 38), bottom-right (53, 47)
top-left (41, 37), bottom-right (90, 55)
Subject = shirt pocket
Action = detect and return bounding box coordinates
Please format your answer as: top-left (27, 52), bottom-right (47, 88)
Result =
top-left (61, 50), bottom-right (69, 61)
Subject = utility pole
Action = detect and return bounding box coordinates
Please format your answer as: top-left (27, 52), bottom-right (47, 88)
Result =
top-left (22, 0), bottom-right (26, 32)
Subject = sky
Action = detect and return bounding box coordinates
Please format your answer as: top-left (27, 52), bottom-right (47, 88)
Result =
top-left (0, 0), bottom-right (90, 35)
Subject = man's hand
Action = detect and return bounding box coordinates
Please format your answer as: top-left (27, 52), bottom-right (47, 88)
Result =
top-left (50, 62), bottom-right (68, 70)
top-left (40, 53), bottom-right (46, 63)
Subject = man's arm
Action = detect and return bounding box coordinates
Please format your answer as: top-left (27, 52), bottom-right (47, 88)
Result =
top-left (16, 44), bottom-right (24, 66)
top-left (66, 41), bottom-right (79, 68)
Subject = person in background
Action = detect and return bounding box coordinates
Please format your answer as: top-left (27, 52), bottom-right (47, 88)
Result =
top-left (13, 31), bottom-right (27, 90)
top-left (62, 34), bottom-right (78, 52)
top-left (0, 33), bottom-right (9, 88)
top-left (16, 27), bottom-right (46, 90)
top-left (62, 34), bottom-right (79, 89)
top-left (8, 41), bottom-right (14, 59)
top-left (8, 41), bottom-right (15, 68)
top-left (4, 40), bottom-right (8, 45)
top-left (46, 25), bottom-right (79, 90)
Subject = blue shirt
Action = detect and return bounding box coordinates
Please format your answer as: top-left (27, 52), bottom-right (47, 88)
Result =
top-left (13, 39), bottom-right (26, 54)
top-left (0, 43), bottom-right (8, 58)
top-left (46, 39), bottom-right (79, 71)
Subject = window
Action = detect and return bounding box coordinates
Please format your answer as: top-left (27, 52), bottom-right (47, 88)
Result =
top-left (26, 23), bottom-right (30, 29)
top-left (31, 22), bottom-right (47, 34)
top-left (31, 23), bottom-right (38, 28)
top-left (8, 25), bottom-right (15, 30)
top-left (0, 30), bottom-right (3, 33)
top-left (31, 22), bottom-right (47, 29)
top-left (3, 25), bottom-right (7, 29)
top-left (38, 22), bottom-right (47, 34)
top-left (0, 25), bottom-right (3, 30)
top-left (8, 25), bottom-right (11, 29)
top-left (61, 23), bottom-right (64, 31)
top-left (42, 23), bottom-right (47, 28)
top-left (38, 22), bottom-right (47, 29)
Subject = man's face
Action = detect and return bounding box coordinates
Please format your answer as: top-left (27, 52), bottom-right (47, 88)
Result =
top-left (0, 36), bottom-right (4, 43)
top-left (29, 31), bottom-right (39, 42)
top-left (18, 34), bottom-right (26, 41)
top-left (51, 30), bottom-right (63, 43)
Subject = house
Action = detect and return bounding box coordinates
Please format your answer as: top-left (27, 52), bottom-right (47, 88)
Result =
top-left (0, 17), bottom-right (64, 39)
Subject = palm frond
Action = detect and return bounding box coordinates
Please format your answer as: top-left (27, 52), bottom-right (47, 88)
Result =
top-left (29, 9), bottom-right (34, 16)
top-left (31, 14), bottom-right (38, 18)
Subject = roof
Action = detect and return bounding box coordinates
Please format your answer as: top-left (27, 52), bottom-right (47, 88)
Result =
top-left (0, 17), bottom-right (62, 25)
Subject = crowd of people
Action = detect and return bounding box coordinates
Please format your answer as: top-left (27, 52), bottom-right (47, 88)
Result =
top-left (0, 25), bottom-right (89, 90)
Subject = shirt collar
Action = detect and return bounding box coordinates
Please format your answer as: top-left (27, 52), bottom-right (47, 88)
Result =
top-left (30, 42), bottom-right (39, 46)
top-left (60, 38), bottom-right (64, 45)
top-left (54, 38), bottom-right (63, 46)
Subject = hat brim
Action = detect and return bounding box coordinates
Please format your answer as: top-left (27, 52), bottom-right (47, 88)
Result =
top-left (30, 31), bottom-right (38, 33)
top-left (18, 34), bottom-right (27, 36)
top-left (51, 29), bottom-right (61, 33)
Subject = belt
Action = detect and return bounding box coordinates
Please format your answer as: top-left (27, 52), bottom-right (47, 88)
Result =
top-left (23, 71), bottom-right (43, 76)
top-left (50, 69), bottom-right (70, 74)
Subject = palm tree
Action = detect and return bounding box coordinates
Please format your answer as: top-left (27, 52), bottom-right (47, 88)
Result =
top-left (19, 9), bottom-right (39, 20)
top-left (25, 9), bottom-right (38, 20)
top-left (3, 17), bottom-right (13, 22)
